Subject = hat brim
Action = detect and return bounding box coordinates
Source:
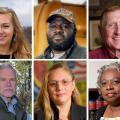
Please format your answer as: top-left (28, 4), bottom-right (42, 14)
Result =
top-left (47, 14), bottom-right (72, 23)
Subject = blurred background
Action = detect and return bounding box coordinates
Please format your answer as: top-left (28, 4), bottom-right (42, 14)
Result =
top-left (0, 61), bottom-right (32, 115)
top-left (89, 0), bottom-right (120, 51)
top-left (34, 0), bottom-right (86, 57)
top-left (88, 60), bottom-right (120, 119)
top-left (34, 60), bottom-right (87, 106)
top-left (0, 0), bottom-right (32, 44)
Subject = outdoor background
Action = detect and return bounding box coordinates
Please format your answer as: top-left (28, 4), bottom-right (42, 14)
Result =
top-left (0, 0), bottom-right (32, 43)
top-left (0, 61), bottom-right (32, 114)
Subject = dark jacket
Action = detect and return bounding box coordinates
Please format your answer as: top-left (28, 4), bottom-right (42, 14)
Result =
top-left (93, 106), bottom-right (107, 120)
top-left (0, 96), bottom-right (27, 120)
top-left (34, 103), bottom-right (86, 120)
top-left (37, 42), bottom-right (86, 59)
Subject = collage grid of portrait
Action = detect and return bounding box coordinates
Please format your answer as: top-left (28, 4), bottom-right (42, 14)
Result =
top-left (0, 0), bottom-right (120, 120)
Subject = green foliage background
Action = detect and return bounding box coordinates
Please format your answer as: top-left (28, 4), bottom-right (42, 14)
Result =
top-left (0, 61), bottom-right (32, 113)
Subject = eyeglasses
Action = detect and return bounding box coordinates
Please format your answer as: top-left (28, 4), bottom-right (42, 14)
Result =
top-left (100, 78), bottom-right (120, 87)
top-left (48, 80), bottom-right (73, 87)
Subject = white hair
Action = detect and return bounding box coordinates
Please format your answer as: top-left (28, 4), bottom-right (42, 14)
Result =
top-left (97, 62), bottom-right (120, 87)
top-left (0, 63), bottom-right (18, 79)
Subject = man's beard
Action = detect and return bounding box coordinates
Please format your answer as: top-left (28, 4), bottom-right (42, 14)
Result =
top-left (47, 33), bottom-right (75, 51)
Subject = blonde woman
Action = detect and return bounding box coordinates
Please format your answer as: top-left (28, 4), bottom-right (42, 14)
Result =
top-left (0, 7), bottom-right (31, 59)
top-left (34, 63), bottom-right (86, 120)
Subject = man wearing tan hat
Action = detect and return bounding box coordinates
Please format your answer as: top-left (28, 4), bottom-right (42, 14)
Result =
top-left (38, 8), bottom-right (86, 59)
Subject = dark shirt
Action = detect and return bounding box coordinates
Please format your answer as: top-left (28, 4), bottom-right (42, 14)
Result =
top-left (34, 103), bottom-right (86, 120)
top-left (93, 106), bottom-right (107, 120)
top-left (0, 96), bottom-right (27, 120)
top-left (89, 46), bottom-right (118, 59)
top-left (37, 42), bottom-right (86, 59)
top-left (0, 54), bottom-right (15, 59)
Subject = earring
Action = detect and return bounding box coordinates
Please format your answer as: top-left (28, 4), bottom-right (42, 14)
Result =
top-left (12, 34), bottom-right (16, 42)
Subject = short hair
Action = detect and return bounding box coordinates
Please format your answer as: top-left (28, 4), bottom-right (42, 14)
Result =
top-left (100, 6), bottom-right (120, 26)
top-left (97, 62), bottom-right (120, 87)
top-left (0, 63), bottom-right (18, 79)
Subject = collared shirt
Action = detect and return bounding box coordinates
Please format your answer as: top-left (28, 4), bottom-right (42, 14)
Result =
top-left (0, 96), bottom-right (31, 120)
top-left (89, 46), bottom-right (118, 59)
top-left (1, 96), bottom-right (17, 115)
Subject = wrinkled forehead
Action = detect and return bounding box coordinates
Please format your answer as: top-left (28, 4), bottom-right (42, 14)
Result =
top-left (101, 9), bottom-right (120, 26)
top-left (0, 67), bottom-right (16, 78)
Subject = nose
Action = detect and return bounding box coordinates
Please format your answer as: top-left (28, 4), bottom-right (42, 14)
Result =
top-left (7, 80), bottom-right (12, 87)
top-left (55, 25), bottom-right (63, 33)
top-left (115, 25), bottom-right (120, 35)
top-left (106, 82), bottom-right (114, 90)
top-left (0, 26), bottom-right (3, 33)
top-left (56, 82), bottom-right (63, 91)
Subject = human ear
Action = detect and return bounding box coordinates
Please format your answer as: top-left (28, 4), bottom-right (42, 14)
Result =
top-left (72, 79), bottom-right (75, 90)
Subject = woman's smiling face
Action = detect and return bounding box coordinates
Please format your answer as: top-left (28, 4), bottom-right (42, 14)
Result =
top-left (99, 69), bottom-right (120, 105)
top-left (0, 13), bottom-right (14, 48)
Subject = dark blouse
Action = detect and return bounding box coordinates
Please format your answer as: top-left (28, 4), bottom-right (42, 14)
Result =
top-left (94, 106), bottom-right (107, 120)
top-left (34, 102), bottom-right (86, 120)
top-left (0, 55), bottom-right (15, 59)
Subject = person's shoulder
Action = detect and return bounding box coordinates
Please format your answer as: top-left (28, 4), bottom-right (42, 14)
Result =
top-left (94, 106), bottom-right (107, 120)
top-left (34, 108), bottom-right (44, 120)
top-left (89, 47), bottom-right (104, 59)
top-left (73, 104), bottom-right (86, 113)
top-left (76, 45), bottom-right (86, 52)
top-left (71, 104), bottom-right (86, 120)
top-left (95, 106), bottom-right (106, 114)
top-left (69, 45), bottom-right (86, 59)
top-left (36, 54), bottom-right (44, 59)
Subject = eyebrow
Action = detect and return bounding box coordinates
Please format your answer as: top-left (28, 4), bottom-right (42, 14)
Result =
top-left (101, 77), bottom-right (120, 81)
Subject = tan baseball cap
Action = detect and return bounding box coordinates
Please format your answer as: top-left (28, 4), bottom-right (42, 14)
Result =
top-left (47, 8), bottom-right (75, 23)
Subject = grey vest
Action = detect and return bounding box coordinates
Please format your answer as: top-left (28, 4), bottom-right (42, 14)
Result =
top-left (0, 97), bottom-right (27, 120)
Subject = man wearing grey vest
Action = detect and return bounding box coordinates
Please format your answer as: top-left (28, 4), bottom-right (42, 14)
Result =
top-left (0, 64), bottom-right (31, 120)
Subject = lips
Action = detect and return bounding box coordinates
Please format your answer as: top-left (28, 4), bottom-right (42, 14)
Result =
top-left (53, 34), bottom-right (63, 40)
top-left (56, 92), bottom-right (65, 97)
top-left (106, 92), bottom-right (116, 98)
top-left (114, 37), bottom-right (120, 40)
top-left (4, 89), bottom-right (13, 91)
top-left (0, 36), bottom-right (4, 41)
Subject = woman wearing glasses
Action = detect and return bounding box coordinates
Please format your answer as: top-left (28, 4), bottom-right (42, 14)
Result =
top-left (34, 63), bottom-right (86, 120)
top-left (0, 7), bottom-right (31, 59)
top-left (94, 62), bottom-right (120, 119)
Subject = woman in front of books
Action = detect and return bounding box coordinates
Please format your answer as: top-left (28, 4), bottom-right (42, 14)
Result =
top-left (34, 63), bottom-right (86, 120)
top-left (0, 7), bottom-right (31, 59)
top-left (94, 62), bottom-right (120, 120)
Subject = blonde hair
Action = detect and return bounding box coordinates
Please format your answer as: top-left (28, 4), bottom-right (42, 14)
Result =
top-left (34, 63), bottom-right (81, 120)
top-left (0, 7), bottom-right (31, 59)
top-left (100, 5), bottom-right (120, 27)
